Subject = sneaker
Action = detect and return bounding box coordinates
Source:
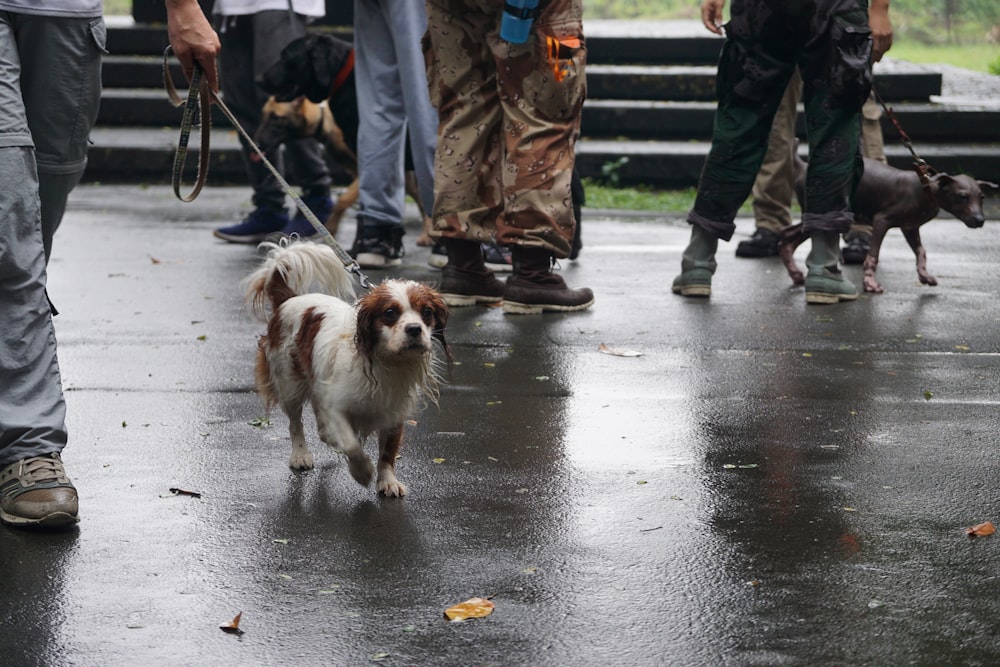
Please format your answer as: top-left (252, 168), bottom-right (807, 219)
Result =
top-left (735, 228), bottom-right (780, 258)
top-left (281, 194), bottom-right (335, 238)
top-left (427, 240), bottom-right (448, 269)
top-left (0, 453), bottom-right (79, 527)
top-left (841, 233), bottom-right (870, 265)
top-left (439, 264), bottom-right (505, 306)
top-left (351, 226), bottom-right (404, 269)
top-left (213, 206), bottom-right (290, 244)
top-left (482, 243), bottom-right (513, 272)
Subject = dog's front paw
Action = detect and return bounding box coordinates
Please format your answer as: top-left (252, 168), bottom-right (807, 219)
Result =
top-left (377, 473), bottom-right (408, 498)
top-left (919, 273), bottom-right (938, 286)
top-left (289, 451), bottom-right (315, 470)
top-left (347, 453), bottom-right (374, 487)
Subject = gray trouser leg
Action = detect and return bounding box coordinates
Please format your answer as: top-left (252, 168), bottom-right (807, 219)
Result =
top-left (0, 148), bottom-right (68, 467)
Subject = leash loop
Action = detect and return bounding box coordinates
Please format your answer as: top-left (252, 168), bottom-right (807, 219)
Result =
top-left (162, 46), bottom-right (372, 290)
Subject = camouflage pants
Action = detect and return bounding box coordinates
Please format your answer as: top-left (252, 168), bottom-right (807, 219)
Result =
top-left (689, 0), bottom-right (873, 240)
top-left (424, 0), bottom-right (585, 258)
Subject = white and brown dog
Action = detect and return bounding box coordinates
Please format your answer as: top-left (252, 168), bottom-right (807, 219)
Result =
top-left (244, 241), bottom-right (449, 496)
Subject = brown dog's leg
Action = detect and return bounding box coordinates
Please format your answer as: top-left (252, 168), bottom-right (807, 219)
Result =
top-left (901, 226), bottom-right (937, 286)
top-left (862, 222), bottom-right (889, 293)
top-left (376, 423), bottom-right (407, 497)
top-left (404, 171), bottom-right (434, 246)
top-left (777, 223), bottom-right (808, 285)
top-left (326, 178), bottom-right (359, 237)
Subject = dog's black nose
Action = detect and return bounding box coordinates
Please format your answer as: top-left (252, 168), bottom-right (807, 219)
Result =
top-left (967, 214), bottom-right (985, 228)
top-left (405, 323), bottom-right (423, 338)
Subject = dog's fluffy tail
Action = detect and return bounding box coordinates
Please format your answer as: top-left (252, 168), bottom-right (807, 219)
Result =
top-left (243, 239), bottom-right (357, 320)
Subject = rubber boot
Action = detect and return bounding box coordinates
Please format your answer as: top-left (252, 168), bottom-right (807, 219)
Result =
top-left (671, 224), bottom-right (718, 297)
top-left (804, 231), bottom-right (858, 304)
top-left (502, 247), bottom-right (594, 314)
top-left (438, 238), bottom-right (505, 307)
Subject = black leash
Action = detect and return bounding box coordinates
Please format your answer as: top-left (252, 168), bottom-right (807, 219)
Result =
top-left (872, 85), bottom-right (937, 201)
top-left (162, 46), bottom-right (373, 290)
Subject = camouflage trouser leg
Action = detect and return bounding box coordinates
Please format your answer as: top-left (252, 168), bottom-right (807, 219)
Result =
top-left (689, 0), bottom-right (872, 240)
top-left (424, 0), bottom-right (585, 258)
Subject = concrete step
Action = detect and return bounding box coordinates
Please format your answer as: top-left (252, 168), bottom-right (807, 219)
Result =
top-left (83, 126), bottom-right (999, 188)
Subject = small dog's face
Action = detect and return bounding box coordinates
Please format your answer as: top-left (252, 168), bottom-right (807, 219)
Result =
top-left (355, 281), bottom-right (449, 360)
top-left (935, 174), bottom-right (998, 229)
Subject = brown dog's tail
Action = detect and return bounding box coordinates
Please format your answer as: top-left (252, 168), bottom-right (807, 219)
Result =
top-left (242, 239), bottom-right (357, 320)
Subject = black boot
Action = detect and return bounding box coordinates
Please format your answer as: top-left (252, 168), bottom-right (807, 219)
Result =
top-left (503, 247), bottom-right (594, 314)
top-left (438, 238), bottom-right (505, 307)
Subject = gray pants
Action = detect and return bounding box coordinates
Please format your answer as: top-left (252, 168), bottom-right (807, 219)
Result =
top-left (353, 0), bottom-right (437, 230)
top-left (0, 13), bottom-right (102, 465)
top-left (216, 11), bottom-right (331, 211)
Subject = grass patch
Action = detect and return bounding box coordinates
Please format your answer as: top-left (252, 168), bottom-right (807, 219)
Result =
top-left (887, 39), bottom-right (1000, 74)
top-left (583, 179), bottom-right (757, 215)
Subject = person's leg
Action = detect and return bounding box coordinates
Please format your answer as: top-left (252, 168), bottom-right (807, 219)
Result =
top-left (352, 0), bottom-right (408, 267)
top-left (424, 0), bottom-right (505, 305)
top-left (842, 90), bottom-right (883, 263)
top-left (18, 15), bottom-right (104, 263)
top-left (489, 0), bottom-right (593, 313)
top-left (674, 0), bottom-right (796, 297)
top-left (739, 68), bottom-right (803, 258)
top-left (0, 14), bottom-right (77, 526)
top-left (798, 0), bottom-right (871, 303)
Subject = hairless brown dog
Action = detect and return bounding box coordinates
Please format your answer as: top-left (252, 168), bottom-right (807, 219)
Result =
top-left (779, 155), bottom-right (998, 293)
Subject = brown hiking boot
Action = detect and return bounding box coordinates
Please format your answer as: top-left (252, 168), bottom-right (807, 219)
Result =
top-left (502, 247), bottom-right (594, 314)
top-left (0, 453), bottom-right (79, 527)
top-left (439, 264), bottom-right (505, 306)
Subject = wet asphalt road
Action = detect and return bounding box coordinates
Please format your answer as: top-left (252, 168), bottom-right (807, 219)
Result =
top-left (2, 185), bottom-right (999, 666)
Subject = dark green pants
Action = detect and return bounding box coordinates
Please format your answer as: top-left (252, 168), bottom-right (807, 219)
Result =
top-left (689, 0), bottom-right (872, 240)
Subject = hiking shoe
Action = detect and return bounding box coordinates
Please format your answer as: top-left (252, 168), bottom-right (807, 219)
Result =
top-left (804, 273), bottom-right (859, 304)
top-left (281, 194), bottom-right (335, 238)
top-left (482, 243), bottom-right (513, 272)
top-left (439, 264), bottom-right (505, 306)
top-left (427, 240), bottom-right (448, 269)
top-left (351, 226), bottom-right (404, 268)
top-left (670, 269), bottom-right (712, 297)
top-left (503, 272), bottom-right (594, 314)
top-left (0, 453), bottom-right (79, 527)
top-left (735, 228), bottom-right (780, 258)
top-left (213, 206), bottom-right (289, 244)
top-left (841, 233), bottom-right (871, 265)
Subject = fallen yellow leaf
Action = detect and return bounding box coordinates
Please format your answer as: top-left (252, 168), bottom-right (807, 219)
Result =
top-left (966, 521), bottom-right (995, 538)
top-left (444, 597), bottom-right (494, 621)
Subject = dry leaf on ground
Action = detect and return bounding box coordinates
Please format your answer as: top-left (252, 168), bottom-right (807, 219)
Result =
top-left (966, 521), bottom-right (995, 538)
top-left (220, 611), bottom-right (244, 635)
top-left (598, 343), bottom-right (642, 357)
top-left (443, 597), bottom-right (494, 621)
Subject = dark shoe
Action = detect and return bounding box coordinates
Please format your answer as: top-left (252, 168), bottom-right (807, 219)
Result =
top-left (439, 264), bottom-right (505, 306)
top-left (503, 247), bottom-right (594, 314)
top-left (0, 453), bottom-right (79, 527)
top-left (351, 226), bottom-right (404, 268)
top-left (281, 194), bottom-right (335, 238)
top-left (841, 233), bottom-right (870, 265)
top-left (735, 228), bottom-right (780, 258)
top-left (213, 206), bottom-right (289, 244)
top-left (482, 243), bottom-right (513, 272)
top-left (427, 240), bottom-right (448, 269)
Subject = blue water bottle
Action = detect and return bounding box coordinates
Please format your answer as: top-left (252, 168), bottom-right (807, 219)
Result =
top-left (500, 0), bottom-right (540, 44)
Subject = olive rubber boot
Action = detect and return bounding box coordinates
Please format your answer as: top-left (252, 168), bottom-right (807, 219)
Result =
top-left (503, 247), bottom-right (594, 314)
top-left (438, 238), bottom-right (505, 307)
top-left (804, 231), bottom-right (858, 304)
top-left (671, 224), bottom-right (718, 297)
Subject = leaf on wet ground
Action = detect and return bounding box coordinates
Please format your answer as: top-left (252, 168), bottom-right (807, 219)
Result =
top-left (598, 343), bottom-right (642, 357)
top-left (444, 597), bottom-right (494, 622)
top-left (165, 487), bottom-right (201, 498)
top-left (923, 390), bottom-right (934, 400)
top-left (966, 521), bottom-right (995, 538)
top-left (249, 416), bottom-right (272, 428)
top-left (220, 611), bottom-right (244, 635)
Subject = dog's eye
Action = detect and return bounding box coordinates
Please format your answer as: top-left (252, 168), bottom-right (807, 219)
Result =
top-left (382, 307), bottom-right (399, 324)
top-left (421, 306), bottom-right (435, 324)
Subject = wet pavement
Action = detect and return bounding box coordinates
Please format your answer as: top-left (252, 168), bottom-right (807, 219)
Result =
top-left (2, 185), bottom-right (999, 666)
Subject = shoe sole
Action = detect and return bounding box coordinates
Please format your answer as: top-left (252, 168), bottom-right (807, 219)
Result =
top-left (441, 293), bottom-right (502, 307)
top-left (0, 508), bottom-right (78, 527)
top-left (805, 291), bottom-right (858, 304)
top-left (484, 262), bottom-right (513, 272)
top-left (671, 285), bottom-right (711, 298)
top-left (356, 253), bottom-right (402, 269)
top-left (502, 298), bottom-right (595, 314)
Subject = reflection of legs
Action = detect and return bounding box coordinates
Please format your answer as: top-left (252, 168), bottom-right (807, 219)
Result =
top-left (738, 69), bottom-right (803, 258)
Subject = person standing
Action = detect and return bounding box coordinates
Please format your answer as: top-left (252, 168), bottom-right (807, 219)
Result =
top-left (210, 0), bottom-right (334, 243)
top-left (424, 0), bottom-right (593, 314)
top-left (672, 0), bottom-right (890, 304)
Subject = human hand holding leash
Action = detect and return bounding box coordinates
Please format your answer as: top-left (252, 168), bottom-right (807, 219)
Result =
top-left (165, 0), bottom-right (220, 92)
top-left (701, 0), bottom-right (726, 35)
top-left (869, 0), bottom-right (893, 62)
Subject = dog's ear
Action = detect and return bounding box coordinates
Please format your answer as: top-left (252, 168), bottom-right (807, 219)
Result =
top-left (354, 290), bottom-right (381, 362)
top-left (427, 290), bottom-right (452, 362)
top-left (978, 180), bottom-right (1000, 194)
